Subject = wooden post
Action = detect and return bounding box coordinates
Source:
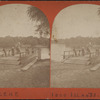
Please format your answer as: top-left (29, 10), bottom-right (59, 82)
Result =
top-left (38, 48), bottom-right (41, 60)
top-left (68, 51), bottom-right (70, 57)
top-left (63, 51), bottom-right (65, 59)
top-left (18, 52), bottom-right (21, 65)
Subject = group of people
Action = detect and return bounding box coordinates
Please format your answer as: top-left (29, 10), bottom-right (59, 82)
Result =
top-left (73, 47), bottom-right (90, 56)
top-left (2, 47), bottom-right (36, 57)
top-left (73, 46), bottom-right (100, 58)
top-left (1, 40), bottom-right (39, 58)
top-left (2, 46), bottom-right (21, 57)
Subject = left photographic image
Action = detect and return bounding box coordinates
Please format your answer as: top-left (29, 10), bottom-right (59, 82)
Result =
top-left (0, 4), bottom-right (50, 88)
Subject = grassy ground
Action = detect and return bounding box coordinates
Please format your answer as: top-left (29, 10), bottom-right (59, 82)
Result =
top-left (51, 60), bottom-right (100, 88)
top-left (0, 59), bottom-right (50, 88)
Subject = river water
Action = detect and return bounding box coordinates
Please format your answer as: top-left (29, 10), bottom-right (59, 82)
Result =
top-left (41, 48), bottom-right (50, 59)
top-left (51, 43), bottom-right (71, 62)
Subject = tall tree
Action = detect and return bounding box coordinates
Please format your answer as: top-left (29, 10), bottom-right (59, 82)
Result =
top-left (27, 6), bottom-right (50, 38)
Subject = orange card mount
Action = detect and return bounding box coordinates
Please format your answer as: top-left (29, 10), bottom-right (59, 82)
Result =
top-left (0, 0), bottom-right (99, 100)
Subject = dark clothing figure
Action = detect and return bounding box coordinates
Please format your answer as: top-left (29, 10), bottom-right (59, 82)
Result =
top-left (73, 48), bottom-right (77, 56)
top-left (32, 48), bottom-right (34, 54)
top-left (78, 50), bottom-right (81, 56)
top-left (38, 48), bottom-right (41, 60)
top-left (86, 47), bottom-right (91, 58)
top-left (82, 47), bottom-right (85, 56)
top-left (32, 50), bottom-right (34, 54)
top-left (16, 47), bottom-right (20, 54)
top-left (11, 47), bottom-right (15, 56)
top-left (8, 49), bottom-right (11, 56)
top-left (3, 48), bottom-right (7, 56)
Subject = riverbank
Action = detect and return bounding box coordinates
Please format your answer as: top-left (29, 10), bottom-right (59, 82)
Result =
top-left (51, 61), bottom-right (100, 88)
top-left (0, 59), bottom-right (50, 88)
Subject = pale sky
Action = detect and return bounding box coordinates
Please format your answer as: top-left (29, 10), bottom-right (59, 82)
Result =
top-left (0, 4), bottom-right (40, 37)
top-left (52, 4), bottom-right (100, 39)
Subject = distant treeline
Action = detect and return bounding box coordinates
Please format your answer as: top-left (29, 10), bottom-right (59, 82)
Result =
top-left (0, 36), bottom-right (50, 48)
top-left (52, 36), bottom-right (100, 48)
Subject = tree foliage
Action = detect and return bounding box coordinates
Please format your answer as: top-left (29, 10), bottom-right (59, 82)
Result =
top-left (27, 6), bottom-right (50, 38)
top-left (52, 36), bottom-right (100, 48)
top-left (0, 36), bottom-right (49, 48)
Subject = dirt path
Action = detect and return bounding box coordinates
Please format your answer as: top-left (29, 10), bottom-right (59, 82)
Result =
top-left (0, 60), bottom-right (50, 88)
top-left (51, 61), bottom-right (100, 88)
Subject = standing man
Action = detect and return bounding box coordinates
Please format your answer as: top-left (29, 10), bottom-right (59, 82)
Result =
top-left (73, 48), bottom-right (77, 56)
top-left (86, 46), bottom-right (91, 58)
top-left (82, 47), bottom-right (85, 56)
top-left (11, 47), bottom-right (15, 56)
top-left (3, 48), bottom-right (7, 57)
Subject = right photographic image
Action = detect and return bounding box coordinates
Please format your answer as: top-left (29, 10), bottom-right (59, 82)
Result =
top-left (51, 4), bottom-right (100, 88)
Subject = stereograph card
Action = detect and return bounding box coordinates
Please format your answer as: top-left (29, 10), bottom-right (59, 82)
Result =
top-left (0, 0), bottom-right (99, 99)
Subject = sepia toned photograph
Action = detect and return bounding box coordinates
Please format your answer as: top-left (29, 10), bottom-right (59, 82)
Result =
top-left (51, 4), bottom-right (100, 88)
top-left (0, 4), bottom-right (50, 88)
